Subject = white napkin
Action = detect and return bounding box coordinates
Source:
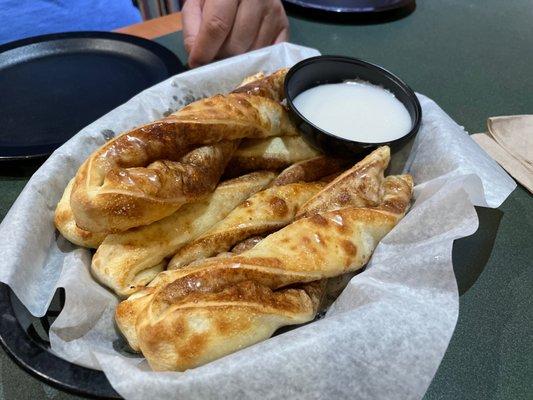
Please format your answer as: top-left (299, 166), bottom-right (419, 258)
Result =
top-left (472, 115), bottom-right (533, 193)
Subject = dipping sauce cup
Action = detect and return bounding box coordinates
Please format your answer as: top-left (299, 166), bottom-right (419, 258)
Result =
top-left (284, 55), bottom-right (422, 157)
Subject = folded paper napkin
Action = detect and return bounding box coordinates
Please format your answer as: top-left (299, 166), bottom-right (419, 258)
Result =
top-left (472, 115), bottom-right (533, 193)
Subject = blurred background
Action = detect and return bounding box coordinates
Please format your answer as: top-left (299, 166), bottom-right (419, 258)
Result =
top-left (0, 0), bottom-right (185, 45)
top-left (136, 0), bottom-right (184, 19)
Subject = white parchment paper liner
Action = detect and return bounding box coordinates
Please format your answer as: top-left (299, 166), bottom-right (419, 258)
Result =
top-left (0, 43), bottom-right (516, 399)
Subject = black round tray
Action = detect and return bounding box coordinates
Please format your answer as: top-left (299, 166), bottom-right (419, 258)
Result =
top-left (0, 283), bottom-right (121, 399)
top-left (0, 31), bottom-right (185, 161)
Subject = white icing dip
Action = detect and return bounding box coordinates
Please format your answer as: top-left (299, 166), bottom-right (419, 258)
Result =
top-left (293, 81), bottom-right (412, 143)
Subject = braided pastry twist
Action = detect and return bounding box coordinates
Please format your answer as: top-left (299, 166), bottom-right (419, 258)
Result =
top-left (70, 69), bottom-right (297, 233)
top-left (91, 171), bottom-right (275, 296)
top-left (115, 147), bottom-right (414, 371)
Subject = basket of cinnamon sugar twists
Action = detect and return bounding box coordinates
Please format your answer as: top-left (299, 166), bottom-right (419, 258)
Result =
top-left (54, 67), bottom-right (413, 371)
top-left (0, 44), bottom-right (516, 399)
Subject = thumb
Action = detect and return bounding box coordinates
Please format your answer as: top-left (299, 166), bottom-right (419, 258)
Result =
top-left (182, 0), bottom-right (203, 55)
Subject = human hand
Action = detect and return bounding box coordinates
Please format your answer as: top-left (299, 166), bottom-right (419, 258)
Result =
top-left (182, 0), bottom-right (289, 68)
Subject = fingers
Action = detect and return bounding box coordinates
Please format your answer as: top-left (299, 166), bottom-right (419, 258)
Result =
top-left (218, 0), bottom-right (265, 58)
top-left (187, 0), bottom-right (239, 68)
top-left (250, 1), bottom-right (289, 50)
top-left (182, 0), bottom-right (204, 55)
top-left (274, 26), bottom-right (289, 44)
top-left (184, 0), bottom-right (290, 67)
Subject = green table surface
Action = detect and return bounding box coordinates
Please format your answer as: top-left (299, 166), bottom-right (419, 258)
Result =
top-left (1, 0), bottom-right (532, 398)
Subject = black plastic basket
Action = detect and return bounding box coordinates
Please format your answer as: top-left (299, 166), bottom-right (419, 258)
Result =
top-left (0, 207), bottom-right (498, 398)
top-left (0, 283), bottom-right (121, 399)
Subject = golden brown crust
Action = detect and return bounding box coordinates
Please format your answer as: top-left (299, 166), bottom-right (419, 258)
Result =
top-left (116, 279), bottom-right (324, 360)
top-left (91, 172), bottom-right (275, 296)
top-left (115, 287), bottom-right (155, 351)
top-left (54, 179), bottom-right (106, 248)
top-left (135, 279), bottom-right (323, 371)
top-left (156, 202), bottom-right (409, 301)
top-left (71, 140), bottom-right (239, 233)
top-left (296, 146), bottom-right (391, 219)
top-left (123, 182), bottom-right (412, 370)
top-left (231, 236), bottom-right (264, 254)
top-left (224, 136), bottom-right (320, 177)
top-left (237, 72), bottom-right (265, 87)
top-left (232, 68), bottom-right (288, 102)
top-left (168, 182), bottom-right (325, 270)
top-left (375, 174), bottom-right (414, 214)
top-left (115, 148), bottom-right (414, 371)
top-left (70, 72), bottom-right (298, 233)
top-left (272, 156), bottom-right (352, 186)
top-left (150, 172), bottom-right (413, 307)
